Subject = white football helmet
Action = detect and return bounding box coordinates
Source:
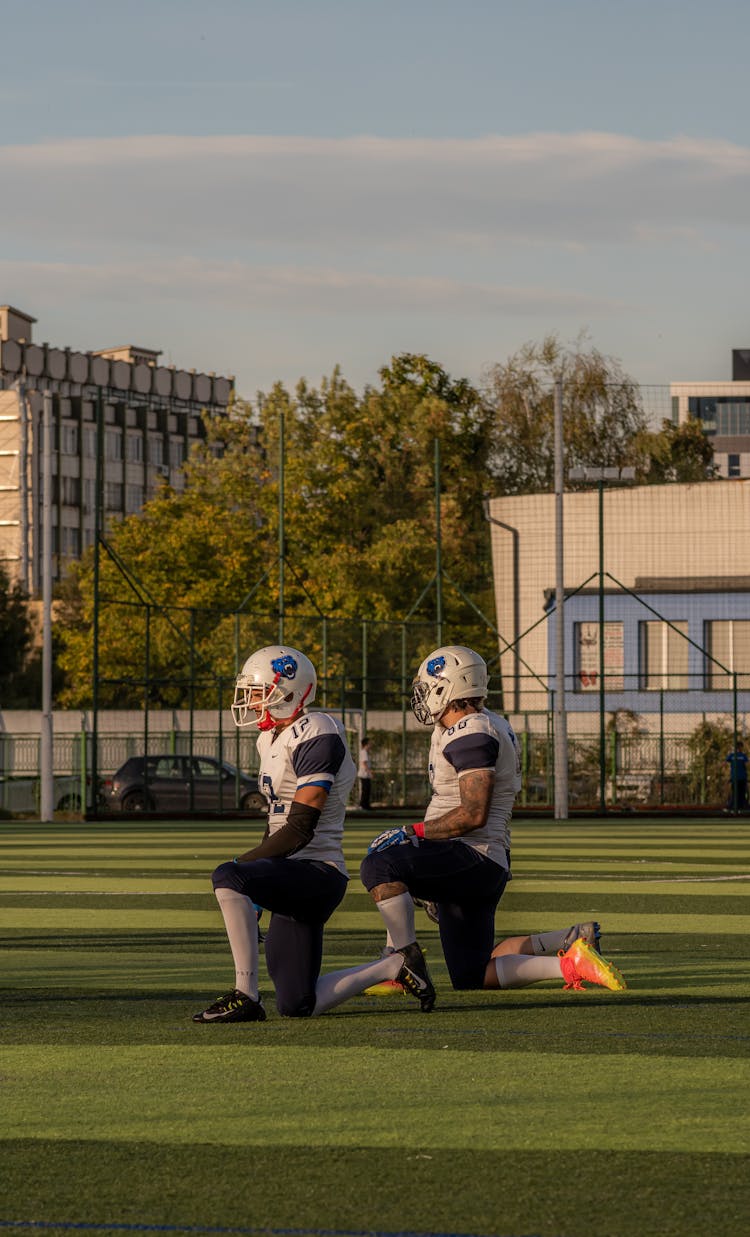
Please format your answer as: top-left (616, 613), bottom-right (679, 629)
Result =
top-left (410, 645), bottom-right (488, 725)
top-left (232, 645), bottom-right (317, 731)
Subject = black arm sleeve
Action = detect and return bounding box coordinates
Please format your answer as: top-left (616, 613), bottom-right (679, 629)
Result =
top-left (237, 800), bottom-right (322, 862)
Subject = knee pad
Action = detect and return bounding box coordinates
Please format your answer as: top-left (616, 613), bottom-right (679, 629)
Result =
top-left (360, 849), bottom-right (404, 890)
top-left (211, 860), bottom-right (241, 891)
top-left (276, 996), bottom-right (315, 1019)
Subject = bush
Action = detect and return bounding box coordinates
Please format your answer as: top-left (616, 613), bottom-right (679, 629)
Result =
top-left (687, 719), bottom-right (735, 805)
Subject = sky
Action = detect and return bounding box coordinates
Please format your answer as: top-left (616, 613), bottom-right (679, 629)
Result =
top-left (2, 0), bottom-right (750, 405)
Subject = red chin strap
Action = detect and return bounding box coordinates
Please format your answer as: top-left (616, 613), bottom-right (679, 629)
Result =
top-left (258, 680), bottom-right (313, 732)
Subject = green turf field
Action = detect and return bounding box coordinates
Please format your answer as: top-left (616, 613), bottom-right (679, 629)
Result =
top-left (1, 816), bottom-right (749, 1237)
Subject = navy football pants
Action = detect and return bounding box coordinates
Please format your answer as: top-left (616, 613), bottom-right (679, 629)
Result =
top-left (213, 857), bottom-right (348, 1017)
top-left (360, 839), bottom-right (508, 990)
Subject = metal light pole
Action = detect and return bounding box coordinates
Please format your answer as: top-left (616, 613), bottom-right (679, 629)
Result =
top-left (278, 410), bottom-right (285, 643)
top-left (39, 390), bottom-right (54, 822)
top-left (434, 437), bottom-right (443, 648)
top-left (553, 380), bottom-right (568, 819)
top-left (568, 465), bottom-right (635, 815)
top-left (17, 378), bottom-right (31, 593)
top-left (597, 477), bottom-right (606, 813)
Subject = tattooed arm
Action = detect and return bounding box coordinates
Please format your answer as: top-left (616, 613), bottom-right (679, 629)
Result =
top-left (420, 768), bottom-right (495, 840)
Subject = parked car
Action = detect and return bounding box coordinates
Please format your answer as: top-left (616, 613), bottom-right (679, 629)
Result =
top-left (101, 755), bottom-right (265, 814)
top-left (0, 774), bottom-right (103, 815)
top-left (53, 774), bottom-right (105, 812)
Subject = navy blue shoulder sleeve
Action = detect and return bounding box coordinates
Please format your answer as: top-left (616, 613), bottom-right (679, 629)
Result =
top-left (443, 731), bottom-right (499, 774)
top-left (292, 733), bottom-right (346, 778)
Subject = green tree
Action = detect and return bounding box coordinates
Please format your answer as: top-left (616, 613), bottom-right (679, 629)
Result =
top-left (0, 565), bottom-right (43, 707)
top-left (482, 334), bottom-right (647, 494)
top-left (56, 355), bottom-right (500, 707)
top-left (632, 417), bottom-right (718, 484)
top-left (56, 400), bottom-right (272, 707)
top-left (687, 719), bottom-right (735, 805)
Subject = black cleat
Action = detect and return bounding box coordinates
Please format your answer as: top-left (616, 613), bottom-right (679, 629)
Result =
top-left (397, 942), bottom-right (436, 1012)
top-left (412, 896), bottom-right (440, 925)
top-left (192, 989), bottom-right (267, 1024)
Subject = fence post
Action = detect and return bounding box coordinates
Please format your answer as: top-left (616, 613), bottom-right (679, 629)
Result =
top-left (553, 377), bottom-right (568, 819)
top-left (549, 712), bottom-right (554, 806)
top-left (598, 479), bottom-right (607, 814)
top-left (361, 619), bottom-right (368, 737)
top-left (521, 729), bottom-right (528, 805)
top-left (78, 727), bottom-right (87, 814)
top-left (659, 689), bottom-right (665, 804)
top-left (322, 615), bottom-right (328, 708)
top-left (401, 623), bottom-right (407, 807)
top-left (143, 605), bottom-right (151, 803)
top-left (732, 672), bottom-right (739, 813)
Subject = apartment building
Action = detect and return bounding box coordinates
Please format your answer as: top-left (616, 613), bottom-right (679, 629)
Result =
top-left (0, 305), bottom-right (234, 590)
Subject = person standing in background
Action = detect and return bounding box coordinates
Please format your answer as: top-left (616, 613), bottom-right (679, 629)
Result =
top-left (725, 739), bottom-right (748, 813)
top-left (358, 737), bottom-right (372, 811)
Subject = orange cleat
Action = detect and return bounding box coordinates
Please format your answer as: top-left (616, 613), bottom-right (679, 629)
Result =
top-left (559, 938), bottom-right (627, 992)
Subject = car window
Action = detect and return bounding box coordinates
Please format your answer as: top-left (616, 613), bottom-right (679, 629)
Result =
top-left (142, 757), bottom-right (184, 779)
top-left (193, 758), bottom-right (219, 779)
top-left (153, 757), bottom-right (184, 779)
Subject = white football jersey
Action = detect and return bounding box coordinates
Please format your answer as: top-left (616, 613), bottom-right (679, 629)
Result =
top-left (424, 707), bottom-right (521, 868)
top-left (256, 711), bottom-right (356, 874)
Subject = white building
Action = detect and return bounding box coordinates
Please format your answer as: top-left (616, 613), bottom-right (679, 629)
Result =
top-left (671, 349), bottom-right (750, 479)
top-left (487, 480), bottom-right (750, 730)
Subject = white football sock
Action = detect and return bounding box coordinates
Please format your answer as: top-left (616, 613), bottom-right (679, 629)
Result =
top-left (530, 927), bottom-right (573, 955)
top-left (374, 892), bottom-right (416, 950)
top-left (494, 954), bottom-right (562, 988)
top-left (381, 928), bottom-right (396, 956)
top-left (312, 953), bottom-right (403, 1016)
top-left (215, 887), bottom-right (259, 999)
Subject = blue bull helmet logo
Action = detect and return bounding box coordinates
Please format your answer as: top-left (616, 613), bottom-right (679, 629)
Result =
top-left (271, 654), bottom-right (298, 680)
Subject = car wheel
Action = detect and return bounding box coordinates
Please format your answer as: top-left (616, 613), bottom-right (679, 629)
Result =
top-left (241, 792), bottom-right (265, 812)
top-left (121, 790), bottom-right (152, 813)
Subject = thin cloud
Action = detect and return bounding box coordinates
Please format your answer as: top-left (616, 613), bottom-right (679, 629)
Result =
top-left (1, 131), bottom-right (750, 256)
top-left (0, 257), bottom-right (624, 316)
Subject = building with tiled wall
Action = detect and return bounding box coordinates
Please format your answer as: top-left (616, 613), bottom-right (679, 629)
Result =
top-left (0, 305), bottom-right (233, 590)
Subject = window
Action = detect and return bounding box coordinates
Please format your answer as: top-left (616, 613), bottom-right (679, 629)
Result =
top-left (59, 476), bottom-right (80, 506)
top-left (61, 526), bottom-right (80, 557)
top-left (640, 621), bottom-right (688, 690)
top-left (126, 434), bottom-right (143, 463)
top-left (193, 758), bottom-right (220, 779)
top-left (83, 427), bottom-right (97, 458)
top-left (105, 430), bottom-right (122, 462)
top-left (705, 620), bottom-right (750, 690)
top-left (148, 436), bottom-right (164, 466)
top-left (60, 424), bottom-right (78, 455)
top-left (125, 484), bottom-right (143, 513)
top-left (728, 454), bottom-right (741, 478)
top-left (104, 481), bottom-right (122, 511)
top-left (575, 622), bottom-right (624, 691)
top-left (83, 478), bottom-right (96, 513)
top-left (716, 402), bottom-right (750, 436)
top-left (688, 396), bottom-right (750, 436)
top-left (170, 440), bottom-right (185, 468)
